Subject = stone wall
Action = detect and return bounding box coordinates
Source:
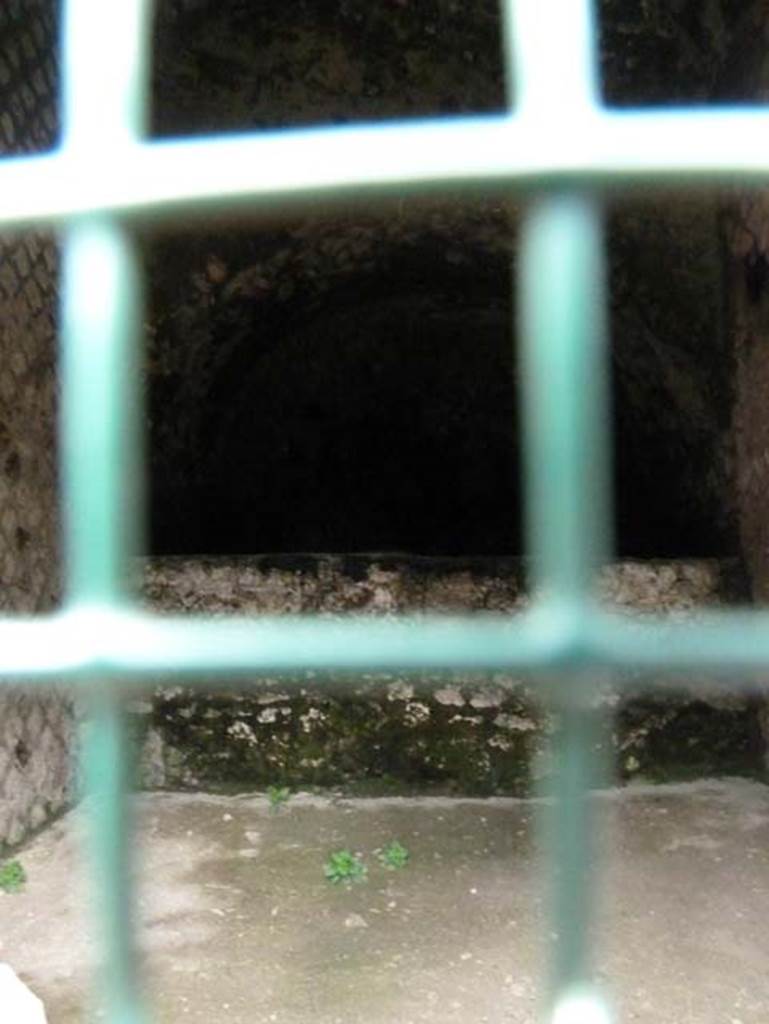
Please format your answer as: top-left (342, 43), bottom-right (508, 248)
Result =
top-left (0, 1), bottom-right (765, 845)
top-left (716, 8), bottom-right (769, 604)
top-left (0, 1), bottom-right (75, 851)
top-left (137, 556), bottom-right (761, 795)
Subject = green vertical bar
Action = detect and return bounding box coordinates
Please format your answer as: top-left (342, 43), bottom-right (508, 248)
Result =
top-left (60, 0), bottom-right (151, 1018)
top-left (59, 221), bottom-right (147, 1021)
top-left (60, 219), bottom-right (145, 608)
top-left (62, 0), bottom-right (150, 149)
top-left (546, 691), bottom-right (610, 1013)
top-left (517, 193), bottom-right (613, 1023)
top-left (81, 688), bottom-right (146, 1024)
top-left (518, 192), bottom-right (612, 604)
top-left (505, 0), bottom-right (599, 114)
top-left (506, 1), bottom-right (613, 1015)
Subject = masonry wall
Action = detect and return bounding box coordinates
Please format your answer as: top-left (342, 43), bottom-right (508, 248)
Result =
top-left (0, 2), bottom-right (766, 845)
top-left (137, 556), bottom-right (762, 795)
top-left (0, 2), bottom-right (75, 851)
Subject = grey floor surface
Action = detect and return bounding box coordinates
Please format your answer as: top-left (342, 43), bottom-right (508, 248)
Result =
top-left (1, 778), bottom-right (768, 1023)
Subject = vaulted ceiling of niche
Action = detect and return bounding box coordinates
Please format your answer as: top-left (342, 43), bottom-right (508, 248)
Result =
top-left (144, 0), bottom-right (737, 558)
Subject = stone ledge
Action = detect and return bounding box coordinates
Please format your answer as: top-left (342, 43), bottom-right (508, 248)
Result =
top-left (136, 555), bottom-right (761, 794)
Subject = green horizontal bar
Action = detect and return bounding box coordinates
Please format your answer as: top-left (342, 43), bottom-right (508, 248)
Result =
top-left (4, 109), bottom-right (769, 228)
top-left (0, 606), bottom-right (769, 683)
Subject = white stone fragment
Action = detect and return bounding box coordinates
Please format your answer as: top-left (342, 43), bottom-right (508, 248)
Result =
top-left (344, 913), bottom-right (368, 929)
top-left (434, 687), bottom-right (464, 707)
top-left (0, 963), bottom-right (47, 1024)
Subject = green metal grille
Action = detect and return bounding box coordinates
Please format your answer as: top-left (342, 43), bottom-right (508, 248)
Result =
top-left (0, 1), bottom-right (767, 1021)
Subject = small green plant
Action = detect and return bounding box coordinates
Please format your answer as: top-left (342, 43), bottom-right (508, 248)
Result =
top-left (266, 785), bottom-right (291, 812)
top-left (323, 849), bottom-right (367, 885)
top-left (378, 839), bottom-right (410, 870)
top-left (0, 859), bottom-right (26, 894)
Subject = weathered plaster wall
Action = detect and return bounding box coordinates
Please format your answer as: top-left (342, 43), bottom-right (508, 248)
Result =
top-left (0, 1), bottom-right (75, 851)
top-left (137, 556), bottom-right (761, 795)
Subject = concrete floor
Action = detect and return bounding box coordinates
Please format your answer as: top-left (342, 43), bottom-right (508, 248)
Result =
top-left (1, 778), bottom-right (768, 1023)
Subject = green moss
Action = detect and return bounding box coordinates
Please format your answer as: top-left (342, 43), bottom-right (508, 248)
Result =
top-left (0, 859), bottom-right (26, 893)
top-left (150, 678), bottom-right (542, 795)
top-left (145, 683), bottom-right (767, 796)
top-left (617, 698), bottom-right (764, 783)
